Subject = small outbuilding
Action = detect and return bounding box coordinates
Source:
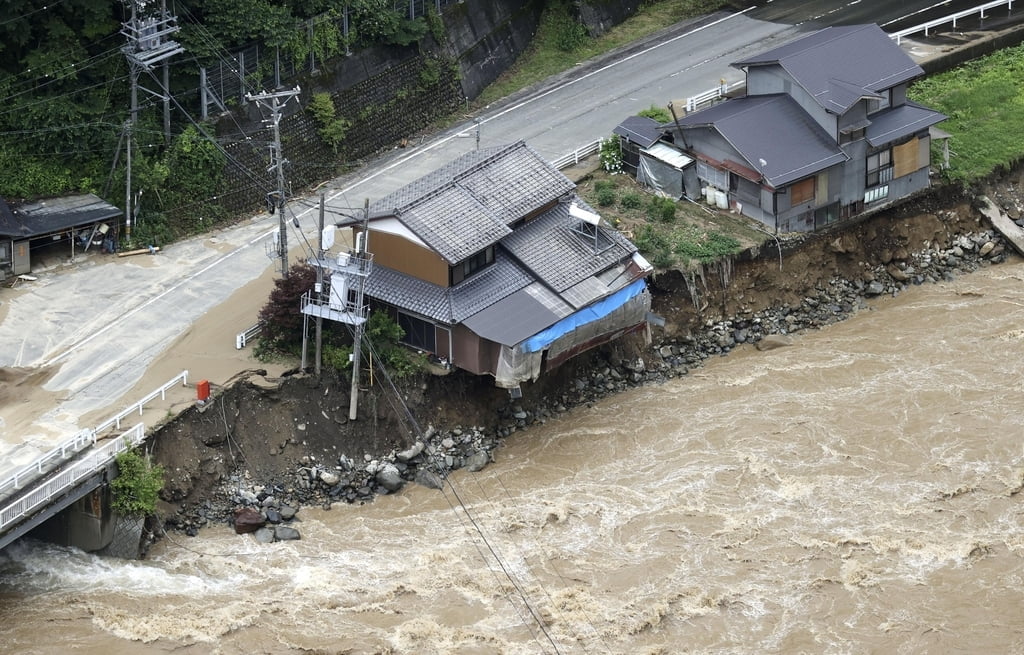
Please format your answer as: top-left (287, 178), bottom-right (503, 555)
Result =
top-left (0, 194), bottom-right (121, 278)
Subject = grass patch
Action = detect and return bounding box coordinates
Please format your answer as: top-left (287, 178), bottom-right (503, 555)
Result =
top-left (577, 170), bottom-right (766, 269)
top-left (475, 0), bottom-right (726, 107)
top-left (909, 43), bottom-right (1024, 184)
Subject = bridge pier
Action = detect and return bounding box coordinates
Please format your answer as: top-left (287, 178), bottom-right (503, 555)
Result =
top-left (30, 484), bottom-right (117, 552)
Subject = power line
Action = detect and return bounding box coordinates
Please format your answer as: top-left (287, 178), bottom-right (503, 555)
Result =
top-left (347, 328), bottom-right (565, 654)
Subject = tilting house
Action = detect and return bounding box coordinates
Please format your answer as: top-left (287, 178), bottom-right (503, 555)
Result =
top-left (625, 24), bottom-right (946, 232)
top-left (306, 140), bottom-right (653, 389)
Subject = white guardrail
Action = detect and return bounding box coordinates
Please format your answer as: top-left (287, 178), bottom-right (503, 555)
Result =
top-left (891, 0), bottom-right (1015, 44)
top-left (236, 323), bottom-right (262, 349)
top-left (0, 370), bottom-right (188, 498)
top-left (0, 423), bottom-right (146, 532)
top-left (552, 140), bottom-right (602, 170)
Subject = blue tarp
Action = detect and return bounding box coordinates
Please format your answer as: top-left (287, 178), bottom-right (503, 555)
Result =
top-left (522, 279), bottom-right (647, 353)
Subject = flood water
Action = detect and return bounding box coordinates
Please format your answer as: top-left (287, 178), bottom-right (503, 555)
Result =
top-left (2, 260), bottom-right (1024, 654)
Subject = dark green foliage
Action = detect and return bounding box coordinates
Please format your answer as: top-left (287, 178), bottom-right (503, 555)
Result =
top-left (596, 187), bottom-right (617, 207)
top-left (620, 192), bottom-right (642, 209)
top-left (637, 104), bottom-right (671, 124)
top-left (257, 261), bottom-right (319, 355)
top-left (646, 196), bottom-right (677, 222)
top-left (111, 449), bottom-right (164, 517)
top-left (130, 212), bottom-right (175, 248)
top-left (307, 92), bottom-right (351, 152)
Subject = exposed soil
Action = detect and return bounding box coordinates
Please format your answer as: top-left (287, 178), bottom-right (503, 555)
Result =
top-left (149, 163), bottom-right (1024, 527)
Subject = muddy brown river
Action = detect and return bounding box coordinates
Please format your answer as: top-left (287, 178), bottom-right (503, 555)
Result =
top-left (2, 259), bottom-right (1024, 654)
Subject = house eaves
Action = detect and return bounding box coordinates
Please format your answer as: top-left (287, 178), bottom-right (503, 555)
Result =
top-left (866, 101), bottom-right (947, 147)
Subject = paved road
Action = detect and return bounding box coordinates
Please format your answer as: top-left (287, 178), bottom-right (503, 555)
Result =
top-left (0, 1), bottom-right (1006, 478)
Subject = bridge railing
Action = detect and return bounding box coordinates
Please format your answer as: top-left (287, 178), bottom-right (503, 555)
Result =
top-left (0, 423), bottom-right (146, 533)
top-left (94, 370), bottom-right (189, 435)
top-left (0, 429), bottom-right (97, 496)
top-left (891, 0), bottom-right (1015, 44)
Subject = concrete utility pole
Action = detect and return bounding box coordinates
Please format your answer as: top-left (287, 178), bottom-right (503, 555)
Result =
top-left (245, 87), bottom-right (301, 277)
top-left (349, 198), bottom-right (370, 421)
top-left (120, 0), bottom-right (183, 239)
top-left (315, 194), bottom-right (325, 375)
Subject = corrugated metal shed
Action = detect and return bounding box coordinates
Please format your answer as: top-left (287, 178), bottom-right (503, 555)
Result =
top-left (641, 142), bottom-right (693, 169)
top-left (0, 194), bottom-right (121, 239)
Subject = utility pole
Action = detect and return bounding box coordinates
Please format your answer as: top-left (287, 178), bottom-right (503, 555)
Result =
top-left (246, 87), bottom-right (301, 278)
top-left (120, 0), bottom-right (183, 239)
top-left (315, 194), bottom-right (325, 375)
top-left (349, 198), bottom-right (370, 421)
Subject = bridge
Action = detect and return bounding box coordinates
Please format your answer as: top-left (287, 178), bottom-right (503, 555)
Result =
top-left (0, 372), bottom-right (189, 552)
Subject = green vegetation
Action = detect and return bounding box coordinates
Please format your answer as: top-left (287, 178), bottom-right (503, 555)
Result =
top-left (578, 170), bottom-right (759, 269)
top-left (599, 136), bottom-right (624, 174)
top-left (111, 448), bottom-right (165, 517)
top-left (475, 0), bottom-right (725, 107)
top-left (308, 92), bottom-right (352, 153)
top-left (637, 104), bottom-right (672, 124)
top-left (909, 43), bottom-right (1024, 184)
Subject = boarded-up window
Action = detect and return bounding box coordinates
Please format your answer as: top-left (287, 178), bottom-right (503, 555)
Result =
top-left (893, 137), bottom-right (921, 178)
top-left (790, 178), bottom-right (815, 205)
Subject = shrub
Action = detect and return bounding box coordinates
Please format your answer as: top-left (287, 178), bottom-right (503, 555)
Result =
top-left (646, 196), bottom-right (677, 222)
top-left (620, 192), bottom-right (643, 209)
top-left (637, 104), bottom-right (671, 124)
top-left (307, 92), bottom-right (351, 153)
top-left (599, 136), bottom-right (623, 174)
top-left (596, 187), bottom-right (617, 207)
top-left (111, 448), bottom-right (164, 517)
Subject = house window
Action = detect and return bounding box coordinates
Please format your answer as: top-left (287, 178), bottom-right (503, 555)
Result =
top-left (397, 311), bottom-right (437, 353)
top-left (866, 148), bottom-right (893, 187)
top-left (0, 241), bottom-right (8, 264)
top-left (790, 177), bottom-right (815, 205)
top-left (868, 89), bottom-right (891, 114)
top-left (696, 161), bottom-right (729, 190)
top-left (450, 245), bottom-right (494, 285)
top-left (839, 128), bottom-right (865, 145)
top-left (864, 185), bottom-right (889, 204)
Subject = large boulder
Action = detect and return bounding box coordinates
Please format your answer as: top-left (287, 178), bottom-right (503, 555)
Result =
top-left (375, 463), bottom-right (404, 492)
top-left (233, 507), bottom-right (265, 534)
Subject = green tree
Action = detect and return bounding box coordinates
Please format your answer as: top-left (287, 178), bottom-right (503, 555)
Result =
top-left (111, 448), bottom-right (165, 517)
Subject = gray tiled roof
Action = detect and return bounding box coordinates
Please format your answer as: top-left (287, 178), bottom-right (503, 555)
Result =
top-left (614, 115), bottom-right (664, 148)
top-left (732, 24), bottom-right (923, 114)
top-left (501, 200), bottom-right (636, 295)
top-left (866, 100), bottom-right (947, 147)
top-left (369, 141), bottom-right (575, 264)
top-left (677, 94), bottom-right (847, 188)
top-left (364, 249), bottom-right (533, 324)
